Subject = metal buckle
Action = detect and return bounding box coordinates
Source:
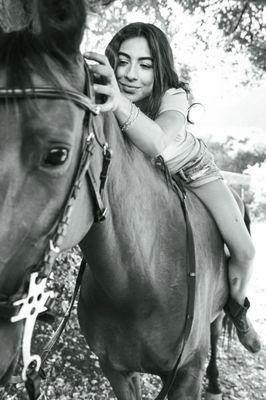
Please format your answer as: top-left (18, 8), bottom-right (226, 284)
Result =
top-left (96, 207), bottom-right (107, 223)
top-left (49, 240), bottom-right (60, 254)
top-left (11, 272), bottom-right (55, 381)
top-left (87, 132), bottom-right (95, 144)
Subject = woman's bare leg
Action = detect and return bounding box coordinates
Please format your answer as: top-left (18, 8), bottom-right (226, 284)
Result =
top-left (191, 179), bottom-right (254, 303)
top-left (190, 179), bottom-right (260, 353)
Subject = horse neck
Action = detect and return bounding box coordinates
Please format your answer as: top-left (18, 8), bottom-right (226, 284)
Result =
top-left (103, 112), bottom-right (166, 223)
top-left (81, 111), bottom-right (179, 280)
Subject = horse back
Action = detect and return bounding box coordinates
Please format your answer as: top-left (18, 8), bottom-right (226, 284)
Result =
top-left (78, 170), bottom-right (227, 374)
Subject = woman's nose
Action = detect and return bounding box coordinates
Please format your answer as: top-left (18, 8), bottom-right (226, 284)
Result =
top-left (125, 64), bottom-right (137, 81)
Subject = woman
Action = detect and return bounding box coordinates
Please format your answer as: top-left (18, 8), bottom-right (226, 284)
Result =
top-left (85, 22), bottom-right (260, 353)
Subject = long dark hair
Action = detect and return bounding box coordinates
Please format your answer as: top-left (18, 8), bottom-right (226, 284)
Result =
top-left (105, 22), bottom-right (189, 120)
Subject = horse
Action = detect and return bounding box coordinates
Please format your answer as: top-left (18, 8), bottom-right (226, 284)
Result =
top-left (0, 1), bottom-right (230, 399)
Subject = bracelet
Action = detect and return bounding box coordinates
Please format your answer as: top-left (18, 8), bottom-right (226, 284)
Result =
top-left (121, 104), bottom-right (140, 132)
top-left (120, 102), bottom-right (134, 131)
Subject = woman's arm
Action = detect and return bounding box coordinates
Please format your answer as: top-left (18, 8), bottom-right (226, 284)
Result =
top-left (84, 51), bottom-right (186, 157)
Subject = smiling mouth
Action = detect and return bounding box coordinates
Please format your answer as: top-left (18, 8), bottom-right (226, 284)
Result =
top-left (120, 83), bottom-right (141, 91)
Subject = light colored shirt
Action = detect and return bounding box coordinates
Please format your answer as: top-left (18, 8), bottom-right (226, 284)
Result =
top-left (158, 88), bottom-right (200, 174)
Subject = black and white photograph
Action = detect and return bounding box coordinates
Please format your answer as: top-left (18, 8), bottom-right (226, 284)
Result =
top-left (0, 1), bottom-right (265, 399)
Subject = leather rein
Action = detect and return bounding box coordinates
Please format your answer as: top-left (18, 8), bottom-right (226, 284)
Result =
top-left (0, 66), bottom-right (112, 399)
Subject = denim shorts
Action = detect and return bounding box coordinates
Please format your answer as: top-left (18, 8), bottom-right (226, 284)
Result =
top-left (177, 140), bottom-right (223, 188)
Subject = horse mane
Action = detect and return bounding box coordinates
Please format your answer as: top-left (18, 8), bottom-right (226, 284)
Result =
top-left (0, 0), bottom-right (88, 89)
top-left (36, 0), bottom-right (86, 56)
top-left (0, 30), bottom-right (63, 89)
top-left (0, 0), bottom-right (117, 90)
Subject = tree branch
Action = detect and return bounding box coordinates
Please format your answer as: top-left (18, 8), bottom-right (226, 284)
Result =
top-left (231, 1), bottom-right (249, 34)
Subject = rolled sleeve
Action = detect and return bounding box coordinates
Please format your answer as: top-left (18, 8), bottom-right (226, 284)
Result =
top-left (158, 88), bottom-right (188, 119)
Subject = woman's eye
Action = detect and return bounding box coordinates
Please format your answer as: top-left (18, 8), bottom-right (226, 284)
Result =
top-left (141, 64), bottom-right (153, 69)
top-left (118, 59), bottom-right (128, 66)
top-left (43, 148), bottom-right (69, 166)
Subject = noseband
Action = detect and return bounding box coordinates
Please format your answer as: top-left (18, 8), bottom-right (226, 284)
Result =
top-left (0, 67), bottom-right (112, 398)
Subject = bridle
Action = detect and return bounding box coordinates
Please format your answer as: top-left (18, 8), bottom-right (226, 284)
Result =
top-left (0, 64), bottom-right (112, 399)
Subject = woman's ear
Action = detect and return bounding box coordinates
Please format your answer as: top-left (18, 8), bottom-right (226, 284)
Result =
top-left (36, 0), bottom-right (86, 55)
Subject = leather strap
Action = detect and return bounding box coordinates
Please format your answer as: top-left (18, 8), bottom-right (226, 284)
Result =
top-left (99, 146), bottom-right (112, 197)
top-left (40, 258), bottom-right (87, 364)
top-left (0, 87), bottom-right (99, 115)
top-left (87, 165), bottom-right (108, 222)
top-left (0, 298), bottom-right (20, 320)
top-left (155, 173), bottom-right (196, 400)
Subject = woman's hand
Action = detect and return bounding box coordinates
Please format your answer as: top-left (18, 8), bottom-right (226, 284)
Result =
top-left (84, 51), bottom-right (123, 112)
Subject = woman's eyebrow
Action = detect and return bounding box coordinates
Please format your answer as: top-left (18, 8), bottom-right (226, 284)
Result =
top-left (118, 51), bottom-right (130, 58)
top-left (118, 51), bottom-right (153, 62)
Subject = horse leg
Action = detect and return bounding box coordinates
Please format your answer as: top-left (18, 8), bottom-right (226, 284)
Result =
top-left (100, 362), bottom-right (142, 400)
top-left (161, 348), bottom-right (208, 400)
top-left (205, 314), bottom-right (223, 400)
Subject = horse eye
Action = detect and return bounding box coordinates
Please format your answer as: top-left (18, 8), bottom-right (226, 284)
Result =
top-left (43, 148), bottom-right (69, 166)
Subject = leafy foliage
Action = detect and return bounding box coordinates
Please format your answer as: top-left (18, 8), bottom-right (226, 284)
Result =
top-left (206, 135), bottom-right (266, 173)
top-left (1, 1), bottom-right (265, 74)
top-left (198, 1), bottom-right (266, 72)
top-left (205, 135), bottom-right (266, 218)
top-left (245, 160), bottom-right (266, 219)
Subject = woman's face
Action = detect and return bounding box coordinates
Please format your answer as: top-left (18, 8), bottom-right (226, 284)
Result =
top-left (116, 36), bottom-right (154, 103)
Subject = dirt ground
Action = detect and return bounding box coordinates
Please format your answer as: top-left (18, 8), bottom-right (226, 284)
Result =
top-left (2, 223), bottom-right (265, 400)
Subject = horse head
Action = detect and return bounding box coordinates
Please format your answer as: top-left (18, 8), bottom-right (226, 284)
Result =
top-left (0, 0), bottom-right (106, 386)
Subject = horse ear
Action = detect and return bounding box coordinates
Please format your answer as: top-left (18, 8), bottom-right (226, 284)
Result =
top-left (36, 0), bottom-right (86, 54)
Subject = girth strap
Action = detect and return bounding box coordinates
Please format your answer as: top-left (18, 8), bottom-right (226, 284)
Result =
top-left (155, 173), bottom-right (196, 400)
